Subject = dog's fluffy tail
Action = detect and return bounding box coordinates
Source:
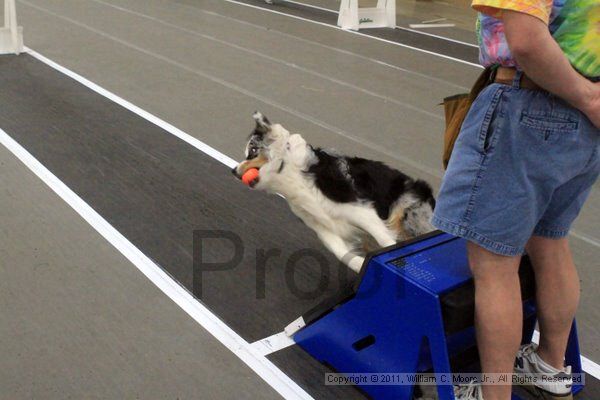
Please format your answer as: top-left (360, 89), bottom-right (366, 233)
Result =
top-left (387, 179), bottom-right (436, 240)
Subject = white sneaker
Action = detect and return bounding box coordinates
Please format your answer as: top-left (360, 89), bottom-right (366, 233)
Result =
top-left (453, 380), bottom-right (484, 400)
top-left (514, 343), bottom-right (573, 399)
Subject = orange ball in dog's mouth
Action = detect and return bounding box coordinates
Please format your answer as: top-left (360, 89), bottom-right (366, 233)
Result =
top-left (241, 168), bottom-right (260, 187)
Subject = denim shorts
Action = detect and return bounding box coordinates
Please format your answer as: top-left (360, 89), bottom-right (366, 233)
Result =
top-left (432, 72), bottom-right (600, 256)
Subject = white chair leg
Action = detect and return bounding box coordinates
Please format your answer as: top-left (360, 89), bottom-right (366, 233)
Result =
top-left (4, 0), bottom-right (10, 28)
top-left (385, 0), bottom-right (396, 28)
top-left (376, 0), bottom-right (396, 28)
top-left (0, 0), bottom-right (22, 54)
top-left (337, 0), bottom-right (359, 30)
top-left (8, 0), bottom-right (19, 54)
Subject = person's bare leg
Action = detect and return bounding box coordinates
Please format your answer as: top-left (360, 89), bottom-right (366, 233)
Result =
top-left (467, 242), bottom-right (522, 400)
top-left (525, 236), bottom-right (580, 369)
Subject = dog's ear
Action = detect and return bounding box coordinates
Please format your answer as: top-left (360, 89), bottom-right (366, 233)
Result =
top-left (252, 111), bottom-right (271, 136)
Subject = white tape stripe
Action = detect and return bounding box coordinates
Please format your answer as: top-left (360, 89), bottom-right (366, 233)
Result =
top-left (531, 328), bottom-right (540, 344)
top-left (251, 331), bottom-right (297, 357)
top-left (408, 24), bottom-right (457, 29)
top-left (215, 0), bottom-right (483, 68)
top-left (0, 127), bottom-right (312, 400)
top-left (570, 230), bottom-right (600, 249)
top-left (582, 356), bottom-right (600, 381)
top-left (395, 26), bottom-right (479, 49)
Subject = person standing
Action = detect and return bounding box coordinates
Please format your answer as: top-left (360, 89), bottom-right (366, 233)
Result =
top-left (432, 0), bottom-right (600, 399)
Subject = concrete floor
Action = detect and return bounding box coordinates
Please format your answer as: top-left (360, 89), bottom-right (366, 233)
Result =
top-left (1, 0), bottom-right (598, 397)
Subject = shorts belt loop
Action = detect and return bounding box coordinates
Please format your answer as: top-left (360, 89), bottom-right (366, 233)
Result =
top-left (512, 69), bottom-right (523, 88)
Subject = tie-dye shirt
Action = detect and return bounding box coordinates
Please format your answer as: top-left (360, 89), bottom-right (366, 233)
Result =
top-left (472, 0), bottom-right (600, 78)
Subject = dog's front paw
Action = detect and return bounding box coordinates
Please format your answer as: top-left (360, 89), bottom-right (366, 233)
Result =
top-left (347, 256), bottom-right (365, 273)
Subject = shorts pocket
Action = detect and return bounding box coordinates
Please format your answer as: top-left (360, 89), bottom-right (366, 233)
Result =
top-left (477, 86), bottom-right (505, 153)
top-left (519, 111), bottom-right (579, 140)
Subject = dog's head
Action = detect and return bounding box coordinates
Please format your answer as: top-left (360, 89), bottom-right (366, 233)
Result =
top-left (231, 112), bottom-right (290, 186)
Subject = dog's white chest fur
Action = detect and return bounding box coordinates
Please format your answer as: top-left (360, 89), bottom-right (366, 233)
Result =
top-left (282, 176), bottom-right (360, 241)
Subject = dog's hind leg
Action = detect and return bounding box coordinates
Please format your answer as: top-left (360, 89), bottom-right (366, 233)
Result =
top-left (340, 205), bottom-right (396, 248)
top-left (315, 228), bottom-right (365, 273)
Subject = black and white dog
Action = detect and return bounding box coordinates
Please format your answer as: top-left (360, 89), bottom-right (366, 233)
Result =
top-left (232, 112), bottom-right (436, 273)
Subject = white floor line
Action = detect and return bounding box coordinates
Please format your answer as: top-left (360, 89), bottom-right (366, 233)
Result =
top-left (532, 330), bottom-right (600, 380)
top-left (0, 128), bottom-right (313, 400)
top-left (280, 0), bottom-right (479, 48)
top-left (582, 355), bottom-right (600, 381)
top-left (87, 0), bottom-right (444, 122)
top-left (395, 26), bottom-right (478, 49)
top-left (19, 0), bottom-right (443, 180)
top-left (252, 331), bottom-right (297, 357)
top-left (214, 0), bottom-right (483, 68)
top-left (570, 229), bottom-right (600, 249)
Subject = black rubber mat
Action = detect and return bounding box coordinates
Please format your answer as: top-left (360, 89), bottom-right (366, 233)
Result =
top-left (2, 53), bottom-right (598, 400)
top-left (269, 346), bottom-right (368, 399)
